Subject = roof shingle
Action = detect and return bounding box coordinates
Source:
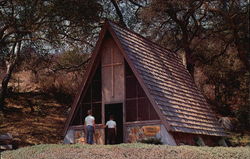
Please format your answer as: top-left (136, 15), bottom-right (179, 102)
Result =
top-left (108, 21), bottom-right (226, 136)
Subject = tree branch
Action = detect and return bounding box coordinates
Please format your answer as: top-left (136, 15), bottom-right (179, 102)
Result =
top-left (110, 0), bottom-right (126, 27)
top-left (59, 32), bottom-right (94, 47)
top-left (128, 0), bottom-right (143, 7)
top-left (51, 57), bottom-right (91, 73)
top-left (204, 40), bottom-right (231, 65)
top-left (0, 0), bottom-right (8, 6)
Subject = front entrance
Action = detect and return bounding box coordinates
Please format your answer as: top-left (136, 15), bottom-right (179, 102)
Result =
top-left (105, 103), bottom-right (123, 144)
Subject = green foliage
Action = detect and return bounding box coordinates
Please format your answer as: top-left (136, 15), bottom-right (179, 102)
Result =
top-left (0, 0), bottom-right (103, 49)
top-left (228, 133), bottom-right (250, 147)
top-left (138, 137), bottom-right (163, 145)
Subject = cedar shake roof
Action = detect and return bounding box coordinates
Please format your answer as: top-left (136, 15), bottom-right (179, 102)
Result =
top-left (63, 20), bottom-right (226, 137)
top-left (108, 21), bottom-right (226, 136)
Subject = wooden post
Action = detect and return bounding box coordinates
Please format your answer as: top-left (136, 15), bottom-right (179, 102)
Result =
top-left (111, 48), bottom-right (114, 97)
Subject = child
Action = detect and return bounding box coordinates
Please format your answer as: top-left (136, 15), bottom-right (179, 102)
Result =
top-left (105, 115), bottom-right (116, 144)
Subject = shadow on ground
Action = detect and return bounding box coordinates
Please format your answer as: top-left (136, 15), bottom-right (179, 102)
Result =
top-left (0, 92), bottom-right (69, 148)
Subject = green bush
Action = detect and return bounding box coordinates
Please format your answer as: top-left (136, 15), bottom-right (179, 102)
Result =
top-left (138, 137), bottom-right (162, 145)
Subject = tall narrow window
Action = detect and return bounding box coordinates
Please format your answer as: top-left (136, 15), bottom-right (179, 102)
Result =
top-left (125, 62), bottom-right (159, 122)
top-left (72, 65), bottom-right (102, 125)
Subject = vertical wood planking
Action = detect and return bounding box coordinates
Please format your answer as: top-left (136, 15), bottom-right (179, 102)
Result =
top-left (102, 37), bottom-right (124, 104)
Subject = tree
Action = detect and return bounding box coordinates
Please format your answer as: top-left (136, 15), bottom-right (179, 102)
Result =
top-left (139, 0), bottom-right (250, 130)
top-left (204, 0), bottom-right (249, 71)
top-left (99, 0), bottom-right (144, 29)
top-left (140, 0), bottom-right (206, 75)
top-left (139, 0), bottom-right (249, 75)
top-left (0, 0), bottom-right (103, 109)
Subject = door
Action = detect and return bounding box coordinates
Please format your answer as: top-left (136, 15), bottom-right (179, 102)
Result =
top-left (105, 103), bottom-right (123, 144)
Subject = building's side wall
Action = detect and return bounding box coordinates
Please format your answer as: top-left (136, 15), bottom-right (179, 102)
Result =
top-left (172, 132), bottom-right (220, 146)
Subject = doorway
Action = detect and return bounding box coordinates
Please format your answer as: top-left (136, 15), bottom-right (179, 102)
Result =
top-left (105, 103), bottom-right (123, 144)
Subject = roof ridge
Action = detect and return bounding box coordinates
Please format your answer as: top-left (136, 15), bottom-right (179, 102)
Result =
top-left (107, 20), bottom-right (177, 57)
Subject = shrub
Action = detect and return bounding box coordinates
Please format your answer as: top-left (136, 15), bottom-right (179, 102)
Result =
top-left (138, 137), bottom-right (162, 145)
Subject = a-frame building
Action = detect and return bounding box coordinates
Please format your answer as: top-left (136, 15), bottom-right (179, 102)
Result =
top-left (63, 21), bottom-right (226, 146)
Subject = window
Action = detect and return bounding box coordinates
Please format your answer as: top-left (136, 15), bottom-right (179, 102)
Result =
top-left (72, 65), bottom-right (102, 125)
top-left (125, 62), bottom-right (159, 122)
top-left (126, 99), bottom-right (137, 122)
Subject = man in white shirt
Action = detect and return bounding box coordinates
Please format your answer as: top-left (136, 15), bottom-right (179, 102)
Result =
top-left (84, 109), bottom-right (95, 144)
top-left (105, 115), bottom-right (116, 144)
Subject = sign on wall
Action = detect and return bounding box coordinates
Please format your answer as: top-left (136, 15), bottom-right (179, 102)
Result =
top-left (127, 125), bottom-right (161, 143)
top-left (142, 126), bottom-right (160, 136)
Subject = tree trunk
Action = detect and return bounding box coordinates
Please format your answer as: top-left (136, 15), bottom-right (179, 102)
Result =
top-left (234, 38), bottom-right (250, 71)
top-left (178, 47), bottom-right (195, 78)
top-left (0, 62), bottom-right (16, 110)
top-left (110, 0), bottom-right (126, 27)
top-left (184, 47), bottom-right (195, 78)
top-left (0, 42), bottom-right (21, 110)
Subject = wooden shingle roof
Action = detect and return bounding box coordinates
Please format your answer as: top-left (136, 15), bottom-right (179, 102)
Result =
top-left (108, 21), bottom-right (226, 136)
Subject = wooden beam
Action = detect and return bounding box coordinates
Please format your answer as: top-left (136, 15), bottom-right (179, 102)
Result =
top-left (111, 48), bottom-right (114, 97)
top-left (102, 63), bottom-right (122, 67)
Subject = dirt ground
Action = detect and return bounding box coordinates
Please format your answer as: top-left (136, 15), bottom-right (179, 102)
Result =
top-left (0, 92), bottom-right (68, 148)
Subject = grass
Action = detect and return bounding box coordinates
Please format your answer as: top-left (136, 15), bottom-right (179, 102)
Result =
top-left (1, 143), bottom-right (250, 159)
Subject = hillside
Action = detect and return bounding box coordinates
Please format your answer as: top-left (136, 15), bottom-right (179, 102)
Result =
top-left (0, 70), bottom-right (249, 148)
top-left (0, 92), bottom-right (68, 148)
top-left (0, 48), bottom-right (249, 148)
top-left (2, 143), bottom-right (250, 159)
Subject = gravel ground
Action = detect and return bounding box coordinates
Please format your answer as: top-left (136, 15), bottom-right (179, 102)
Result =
top-left (1, 143), bottom-right (250, 159)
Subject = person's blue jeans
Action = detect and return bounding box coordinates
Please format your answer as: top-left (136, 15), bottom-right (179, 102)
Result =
top-left (86, 125), bottom-right (94, 144)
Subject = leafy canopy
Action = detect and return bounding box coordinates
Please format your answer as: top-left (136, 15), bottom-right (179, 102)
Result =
top-left (0, 0), bottom-right (103, 53)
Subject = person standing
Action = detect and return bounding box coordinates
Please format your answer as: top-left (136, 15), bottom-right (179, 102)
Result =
top-left (105, 115), bottom-right (116, 144)
top-left (84, 109), bottom-right (95, 144)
